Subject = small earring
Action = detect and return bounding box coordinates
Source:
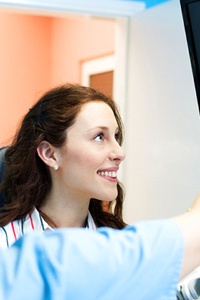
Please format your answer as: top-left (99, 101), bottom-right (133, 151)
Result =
top-left (53, 165), bottom-right (58, 171)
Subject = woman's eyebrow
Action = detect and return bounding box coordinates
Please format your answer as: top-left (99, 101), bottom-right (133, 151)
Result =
top-left (87, 126), bottom-right (119, 132)
top-left (87, 126), bottom-right (108, 132)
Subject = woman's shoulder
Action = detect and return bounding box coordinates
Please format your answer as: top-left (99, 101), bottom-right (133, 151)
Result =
top-left (0, 208), bottom-right (47, 248)
top-left (0, 219), bottom-right (22, 249)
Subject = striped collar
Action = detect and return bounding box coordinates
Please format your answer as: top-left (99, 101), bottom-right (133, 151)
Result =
top-left (32, 208), bottom-right (97, 231)
top-left (86, 211), bottom-right (97, 230)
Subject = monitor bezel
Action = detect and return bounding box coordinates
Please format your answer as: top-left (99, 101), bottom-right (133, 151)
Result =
top-left (180, 0), bottom-right (200, 112)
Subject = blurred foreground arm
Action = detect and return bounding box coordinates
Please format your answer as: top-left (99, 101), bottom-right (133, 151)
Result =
top-left (0, 218), bottom-right (183, 300)
top-left (173, 193), bottom-right (200, 279)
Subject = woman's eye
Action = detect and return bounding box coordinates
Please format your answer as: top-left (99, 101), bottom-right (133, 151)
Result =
top-left (94, 133), bottom-right (104, 141)
top-left (115, 132), bottom-right (120, 143)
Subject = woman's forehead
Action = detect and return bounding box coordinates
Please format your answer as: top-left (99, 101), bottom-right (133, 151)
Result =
top-left (68, 102), bottom-right (118, 132)
top-left (79, 102), bottom-right (115, 121)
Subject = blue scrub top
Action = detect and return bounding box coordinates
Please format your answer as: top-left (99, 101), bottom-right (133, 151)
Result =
top-left (0, 219), bottom-right (183, 300)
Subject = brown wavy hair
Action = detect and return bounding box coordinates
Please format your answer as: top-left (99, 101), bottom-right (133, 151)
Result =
top-left (0, 84), bottom-right (127, 228)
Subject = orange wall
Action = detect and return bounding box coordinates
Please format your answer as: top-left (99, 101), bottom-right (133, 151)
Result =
top-left (0, 13), bottom-right (52, 145)
top-left (0, 12), bottom-right (115, 146)
top-left (50, 17), bottom-right (115, 85)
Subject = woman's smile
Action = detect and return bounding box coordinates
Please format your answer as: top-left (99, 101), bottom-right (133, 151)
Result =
top-left (97, 167), bottom-right (119, 182)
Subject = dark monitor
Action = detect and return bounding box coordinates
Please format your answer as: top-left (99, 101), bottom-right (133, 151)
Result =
top-left (180, 0), bottom-right (200, 113)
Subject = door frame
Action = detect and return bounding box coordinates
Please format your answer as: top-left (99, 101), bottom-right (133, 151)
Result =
top-left (81, 54), bottom-right (115, 87)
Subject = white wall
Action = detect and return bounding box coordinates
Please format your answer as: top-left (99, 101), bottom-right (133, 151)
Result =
top-left (123, 0), bottom-right (200, 223)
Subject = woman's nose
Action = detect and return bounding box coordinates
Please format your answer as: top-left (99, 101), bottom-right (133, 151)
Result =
top-left (109, 141), bottom-right (125, 162)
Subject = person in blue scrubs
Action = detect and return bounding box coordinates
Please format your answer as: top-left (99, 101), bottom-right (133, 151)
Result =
top-left (0, 193), bottom-right (200, 300)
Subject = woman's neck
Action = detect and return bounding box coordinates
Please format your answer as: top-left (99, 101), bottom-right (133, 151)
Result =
top-left (39, 192), bottom-right (90, 228)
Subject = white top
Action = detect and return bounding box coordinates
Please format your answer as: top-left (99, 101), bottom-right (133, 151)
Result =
top-left (0, 208), bottom-right (96, 249)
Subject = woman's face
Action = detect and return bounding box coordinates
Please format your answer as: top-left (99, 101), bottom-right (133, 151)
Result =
top-left (57, 101), bottom-right (125, 202)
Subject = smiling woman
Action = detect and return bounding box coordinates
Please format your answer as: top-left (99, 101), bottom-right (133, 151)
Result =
top-left (0, 83), bottom-right (127, 249)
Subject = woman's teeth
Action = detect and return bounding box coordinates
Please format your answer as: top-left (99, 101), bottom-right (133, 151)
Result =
top-left (97, 171), bottom-right (117, 178)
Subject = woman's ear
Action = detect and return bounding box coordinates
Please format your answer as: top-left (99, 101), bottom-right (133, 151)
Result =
top-left (37, 141), bottom-right (58, 168)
